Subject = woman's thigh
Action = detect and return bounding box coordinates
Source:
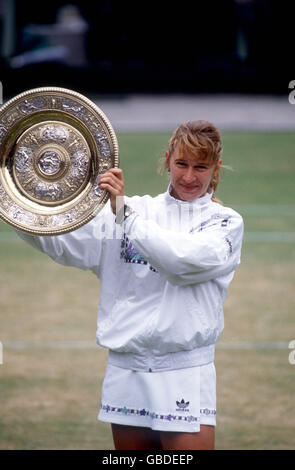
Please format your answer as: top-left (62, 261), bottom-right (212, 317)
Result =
top-left (111, 424), bottom-right (162, 450)
top-left (111, 423), bottom-right (214, 450)
top-left (159, 425), bottom-right (215, 450)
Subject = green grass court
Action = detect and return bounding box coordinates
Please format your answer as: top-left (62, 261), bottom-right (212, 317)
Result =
top-left (1, 130), bottom-right (295, 449)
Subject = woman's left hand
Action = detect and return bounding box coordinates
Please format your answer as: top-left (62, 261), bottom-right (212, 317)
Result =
top-left (98, 168), bottom-right (125, 215)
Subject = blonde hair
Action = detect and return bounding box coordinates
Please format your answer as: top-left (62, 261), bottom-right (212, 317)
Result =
top-left (159, 120), bottom-right (224, 204)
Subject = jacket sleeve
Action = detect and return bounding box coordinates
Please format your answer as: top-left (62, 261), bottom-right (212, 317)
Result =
top-left (124, 210), bottom-right (244, 286)
top-left (15, 203), bottom-right (114, 276)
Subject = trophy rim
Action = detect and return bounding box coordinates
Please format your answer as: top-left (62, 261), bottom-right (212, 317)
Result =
top-left (0, 86), bottom-right (119, 235)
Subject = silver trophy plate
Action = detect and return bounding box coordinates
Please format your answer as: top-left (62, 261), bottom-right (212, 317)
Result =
top-left (0, 87), bottom-right (119, 235)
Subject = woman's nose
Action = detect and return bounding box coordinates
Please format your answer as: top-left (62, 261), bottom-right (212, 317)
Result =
top-left (183, 167), bottom-right (195, 182)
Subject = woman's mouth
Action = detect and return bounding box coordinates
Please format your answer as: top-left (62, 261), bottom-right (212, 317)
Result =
top-left (181, 184), bottom-right (198, 191)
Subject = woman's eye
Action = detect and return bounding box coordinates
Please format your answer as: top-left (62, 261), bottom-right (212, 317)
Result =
top-left (175, 161), bottom-right (209, 170)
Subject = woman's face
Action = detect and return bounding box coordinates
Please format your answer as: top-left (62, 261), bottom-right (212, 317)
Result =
top-left (166, 146), bottom-right (222, 202)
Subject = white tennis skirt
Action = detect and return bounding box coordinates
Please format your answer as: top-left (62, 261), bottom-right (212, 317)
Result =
top-left (98, 361), bottom-right (216, 433)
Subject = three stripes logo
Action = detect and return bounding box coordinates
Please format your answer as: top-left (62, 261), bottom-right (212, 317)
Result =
top-left (176, 399), bottom-right (190, 412)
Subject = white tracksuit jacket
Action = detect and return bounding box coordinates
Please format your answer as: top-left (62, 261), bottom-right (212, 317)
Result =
top-left (17, 187), bottom-right (244, 372)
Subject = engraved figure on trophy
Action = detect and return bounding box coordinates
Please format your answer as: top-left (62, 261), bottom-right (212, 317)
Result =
top-left (34, 182), bottom-right (63, 201)
top-left (38, 151), bottom-right (63, 176)
top-left (0, 124), bottom-right (7, 142)
top-left (19, 97), bottom-right (46, 115)
top-left (95, 131), bottom-right (111, 158)
top-left (62, 99), bottom-right (85, 117)
top-left (14, 147), bottom-right (34, 174)
top-left (71, 151), bottom-right (88, 179)
top-left (41, 125), bottom-right (68, 143)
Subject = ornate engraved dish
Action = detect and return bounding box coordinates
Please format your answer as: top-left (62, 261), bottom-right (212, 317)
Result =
top-left (0, 87), bottom-right (119, 235)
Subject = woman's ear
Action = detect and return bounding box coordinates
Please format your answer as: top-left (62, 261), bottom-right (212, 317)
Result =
top-left (214, 159), bottom-right (222, 177)
top-left (165, 151), bottom-right (170, 172)
top-left (210, 159), bottom-right (223, 191)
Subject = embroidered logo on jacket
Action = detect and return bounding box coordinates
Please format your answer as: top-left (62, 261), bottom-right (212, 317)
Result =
top-left (189, 213), bottom-right (231, 233)
top-left (120, 234), bottom-right (157, 272)
top-left (176, 399), bottom-right (190, 412)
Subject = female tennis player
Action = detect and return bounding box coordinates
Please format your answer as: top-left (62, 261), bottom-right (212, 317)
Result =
top-left (18, 120), bottom-right (243, 450)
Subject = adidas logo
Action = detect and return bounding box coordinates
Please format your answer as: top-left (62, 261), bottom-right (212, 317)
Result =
top-left (176, 399), bottom-right (190, 412)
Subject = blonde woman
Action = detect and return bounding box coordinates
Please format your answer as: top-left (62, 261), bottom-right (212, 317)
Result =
top-left (18, 120), bottom-right (243, 450)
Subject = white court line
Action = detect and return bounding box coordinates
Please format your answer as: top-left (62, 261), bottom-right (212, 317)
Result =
top-left (233, 205), bottom-right (295, 216)
top-left (2, 231), bottom-right (295, 243)
top-left (2, 340), bottom-right (290, 350)
top-left (1, 204), bottom-right (295, 243)
top-left (244, 232), bottom-right (295, 243)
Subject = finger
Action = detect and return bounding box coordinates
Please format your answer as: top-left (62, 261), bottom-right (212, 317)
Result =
top-left (108, 167), bottom-right (123, 178)
top-left (99, 174), bottom-right (124, 198)
top-left (99, 183), bottom-right (119, 196)
top-left (98, 169), bottom-right (123, 185)
top-left (102, 168), bottom-right (124, 183)
top-left (99, 175), bottom-right (123, 192)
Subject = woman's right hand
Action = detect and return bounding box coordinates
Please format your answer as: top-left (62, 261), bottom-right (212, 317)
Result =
top-left (98, 168), bottom-right (125, 215)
